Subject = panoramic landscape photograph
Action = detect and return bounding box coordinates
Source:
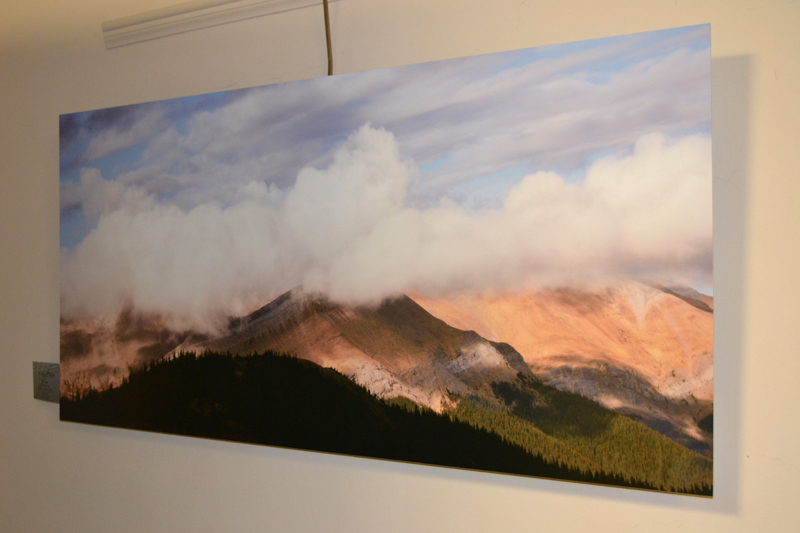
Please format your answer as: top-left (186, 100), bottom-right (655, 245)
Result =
top-left (59, 24), bottom-right (713, 495)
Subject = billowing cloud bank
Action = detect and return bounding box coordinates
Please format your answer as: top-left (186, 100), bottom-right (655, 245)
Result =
top-left (60, 124), bottom-right (711, 332)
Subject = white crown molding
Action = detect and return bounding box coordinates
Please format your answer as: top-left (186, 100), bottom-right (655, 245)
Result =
top-left (102, 0), bottom-right (328, 49)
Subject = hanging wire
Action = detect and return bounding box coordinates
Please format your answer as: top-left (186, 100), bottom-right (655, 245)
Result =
top-left (323, 0), bottom-right (333, 75)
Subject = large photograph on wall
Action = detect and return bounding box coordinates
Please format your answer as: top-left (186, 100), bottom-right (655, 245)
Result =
top-left (59, 24), bottom-right (713, 495)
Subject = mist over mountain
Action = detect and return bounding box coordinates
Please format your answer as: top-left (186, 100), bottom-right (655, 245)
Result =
top-left (60, 125), bottom-right (712, 335)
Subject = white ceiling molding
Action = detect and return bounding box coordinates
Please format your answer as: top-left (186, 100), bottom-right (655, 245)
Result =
top-left (102, 0), bottom-right (330, 49)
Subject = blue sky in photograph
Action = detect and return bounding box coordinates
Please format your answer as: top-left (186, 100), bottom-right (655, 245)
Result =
top-left (60, 24), bottom-right (710, 247)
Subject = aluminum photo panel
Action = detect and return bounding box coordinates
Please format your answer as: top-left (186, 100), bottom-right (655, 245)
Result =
top-left (59, 25), bottom-right (713, 495)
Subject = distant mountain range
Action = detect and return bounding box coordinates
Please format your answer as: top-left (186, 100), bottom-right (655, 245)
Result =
top-left (62, 282), bottom-right (713, 494)
top-left (153, 282), bottom-right (711, 454)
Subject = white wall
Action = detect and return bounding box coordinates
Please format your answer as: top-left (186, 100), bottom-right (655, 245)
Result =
top-left (1, 1), bottom-right (798, 531)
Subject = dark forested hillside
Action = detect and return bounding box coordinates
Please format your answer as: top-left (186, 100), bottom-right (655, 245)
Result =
top-left (60, 351), bottom-right (710, 495)
top-left (451, 373), bottom-right (712, 492)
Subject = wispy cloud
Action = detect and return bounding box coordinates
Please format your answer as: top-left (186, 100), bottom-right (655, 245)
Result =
top-left (60, 25), bottom-right (710, 217)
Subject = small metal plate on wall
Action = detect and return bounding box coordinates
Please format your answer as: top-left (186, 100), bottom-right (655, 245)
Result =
top-left (33, 362), bottom-right (59, 403)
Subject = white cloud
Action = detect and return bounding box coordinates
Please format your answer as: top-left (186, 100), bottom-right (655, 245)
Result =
top-left (283, 124), bottom-right (415, 263)
top-left (61, 125), bottom-right (711, 332)
top-left (317, 132), bottom-right (711, 303)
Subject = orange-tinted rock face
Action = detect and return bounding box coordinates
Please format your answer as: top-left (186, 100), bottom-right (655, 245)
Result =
top-left (167, 289), bottom-right (531, 413)
top-left (411, 281), bottom-right (713, 402)
top-left (410, 282), bottom-right (713, 453)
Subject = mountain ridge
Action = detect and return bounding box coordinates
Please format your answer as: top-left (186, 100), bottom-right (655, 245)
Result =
top-left (170, 288), bottom-right (533, 413)
top-left (410, 281), bottom-right (713, 454)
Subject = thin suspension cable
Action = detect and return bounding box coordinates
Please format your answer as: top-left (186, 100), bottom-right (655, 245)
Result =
top-left (323, 0), bottom-right (333, 75)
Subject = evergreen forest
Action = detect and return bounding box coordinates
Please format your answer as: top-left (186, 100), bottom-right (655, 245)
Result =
top-left (61, 351), bottom-right (711, 495)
